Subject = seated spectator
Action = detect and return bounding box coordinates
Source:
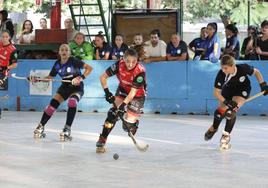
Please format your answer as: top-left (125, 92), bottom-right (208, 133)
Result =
top-left (69, 32), bottom-right (94, 60)
top-left (39, 18), bottom-right (48, 29)
top-left (222, 23), bottom-right (240, 59)
top-left (188, 27), bottom-right (207, 60)
top-left (246, 20), bottom-right (268, 60)
top-left (64, 18), bottom-right (78, 42)
top-left (166, 33), bottom-right (188, 61)
top-left (17, 20), bottom-right (35, 44)
top-left (110, 34), bottom-right (128, 60)
top-left (0, 10), bottom-right (14, 39)
top-left (241, 25), bottom-right (258, 60)
top-left (143, 29), bottom-right (167, 63)
top-left (94, 31), bottom-right (111, 60)
top-left (202, 22), bottom-right (221, 63)
top-left (256, 20), bottom-right (268, 60)
top-left (130, 33), bottom-right (146, 61)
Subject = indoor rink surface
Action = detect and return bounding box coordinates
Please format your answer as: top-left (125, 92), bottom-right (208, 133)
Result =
top-left (0, 111), bottom-right (268, 188)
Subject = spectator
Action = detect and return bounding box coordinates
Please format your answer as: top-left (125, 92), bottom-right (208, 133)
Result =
top-left (166, 33), bottom-right (188, 61)
top-left (64, 18), bottom-right (78, 42)
top-left (202, 22), bottom-right (221, 63)
top-left (17, 19), bottom-right (35, 44)
top-left (256, 20), bottom-right (268, 60)
top-left (39, 18), bottom-right (48, 29)
top-left (130, 33), bottom-right (146, 61)
top-left (241, 25), bottom-right (258, 60)
top-left (69, 32), bottom-right (94, 60)
top-left (246, 20), bottom-right (268, 60)
top-left (110, 34), bottom-right (128, 60)
top-left (222, 23), bottom-right (240, 59)
top-left (143, 29), bottom-right (167, 63)
top-left (0, 10), bottom-right (14, 39)
top-left (188, 27), bottom-right (207, 60)
top-left (94, 31), bottom-right (111, 60)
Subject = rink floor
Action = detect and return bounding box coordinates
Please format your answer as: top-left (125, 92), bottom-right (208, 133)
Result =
top-left (0, 111), bottom-right (268, 188)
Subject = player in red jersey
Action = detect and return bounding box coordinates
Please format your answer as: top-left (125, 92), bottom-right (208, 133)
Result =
top-left (0, 30), bottom-right (17, 87)
top-left (96, 48), bottom-right (146, 153)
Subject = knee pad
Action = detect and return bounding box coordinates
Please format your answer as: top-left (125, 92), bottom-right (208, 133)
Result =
top-left (105, 107), bottom-right (118, 125)
top-left (122, 119), bottom-right (139, 135)
top-left (225, 110), bottom-right (236, 120)
top-left (45, 99), bottom-right (60, 116)
top-left (214, 107), bottom-right (225, 120)
top-left (68, 97), bottom-right (78, 108)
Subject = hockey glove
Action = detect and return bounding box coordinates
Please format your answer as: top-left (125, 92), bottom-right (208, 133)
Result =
top-left (71, 76), bottom-right (83, 86)
top-left (104, 88), bottom-right (115, 104)
top-left (260, 82), bottom-right (268, 96)
top-left (223, 99), bottom-right (238, 111)
top-left (117, 102), bottom-right (127, 119)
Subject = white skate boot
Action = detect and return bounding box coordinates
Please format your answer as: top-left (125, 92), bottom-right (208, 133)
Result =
top-left (220, 131), bottom-right (231, 150)
top-left (34, 124), bottom-right (46, 139)
top-left (60, 125), bottom-right (72, 142)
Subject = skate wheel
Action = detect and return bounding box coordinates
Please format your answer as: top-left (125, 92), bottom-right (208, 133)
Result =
top-left (96, 147), bottom-right (106, 153)
top-left (34, 133), bottom-right (46, 139)
top-left (60, 136), bottom-right (72, 142)
top-left (220, 143), bottom-right (231, 151)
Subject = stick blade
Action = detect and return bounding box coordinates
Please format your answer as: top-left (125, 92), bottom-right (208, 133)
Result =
top-left (136, 143), bottom-right (149, 152)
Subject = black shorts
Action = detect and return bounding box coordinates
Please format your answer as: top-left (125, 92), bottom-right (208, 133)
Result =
top-left (57, 83), bottom-right (84, 101)
top-left (222, 86), bottom-right (251, 100)
top-left (115, 86), bottom-right (145, 115)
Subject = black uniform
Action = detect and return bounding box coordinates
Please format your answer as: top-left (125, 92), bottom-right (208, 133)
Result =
top-left (49, 57), bottom-right (85, 100)
top-left (214, 64), bottom-right (254, 100)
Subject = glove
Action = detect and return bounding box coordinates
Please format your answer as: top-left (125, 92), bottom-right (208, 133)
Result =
top-left (260, 82), bottom-right (268, 96)
top-left (104, 88), bottom-right (115, 104)
top-left (223, 99), bottom-right (238, 110)
top-left (71, 76), bottom-right (83, 86)
top-left (117, 102), bottom-right (127, 119)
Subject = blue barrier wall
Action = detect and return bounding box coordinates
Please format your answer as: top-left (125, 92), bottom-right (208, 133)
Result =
top-left (0, 60), bottom-right (267, 115)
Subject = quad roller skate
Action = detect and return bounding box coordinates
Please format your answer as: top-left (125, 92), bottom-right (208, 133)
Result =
top-left (96, 135), bottom-right (107, 153)
top-left (60, 125), bottom-right (72, 142)
top-left (34, 124), bottom-right (46, 139)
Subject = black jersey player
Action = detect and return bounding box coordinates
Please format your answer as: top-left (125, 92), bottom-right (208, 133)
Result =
top-left (204, 55), bottom-right (268, 150)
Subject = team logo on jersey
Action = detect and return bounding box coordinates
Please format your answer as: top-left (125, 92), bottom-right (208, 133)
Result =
top-left (67, 67), bottom-right (71, 73)
top-left (137, 76), bottom-right (143, 83)
top-left (177, 49), bottom-right (181, 54)
top-left (120, 51), bottom-right (124, 56)
top-left (111, 64), bottom-right (117, 71)
top-left (102, 51), bottom-right (105, 55)
top-left (242, 91), bottom-right (247, 97)
top-left (239, 76), bottom-right (245, 82)
top-left (217, 82), bottom-right (221, 86)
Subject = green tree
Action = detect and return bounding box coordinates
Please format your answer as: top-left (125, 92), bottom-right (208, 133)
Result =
top-left (3, 0), bottom-right (35, 12)
top-left (186, 0), bottom-right (268, 25)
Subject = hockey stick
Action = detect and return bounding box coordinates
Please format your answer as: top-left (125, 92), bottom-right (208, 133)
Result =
top-left (11, 73), bottom-right (71, 83)
top-left (245, 91), bottom-right (265, 103)
top-left (113, 103), bottom-right (149, 152)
